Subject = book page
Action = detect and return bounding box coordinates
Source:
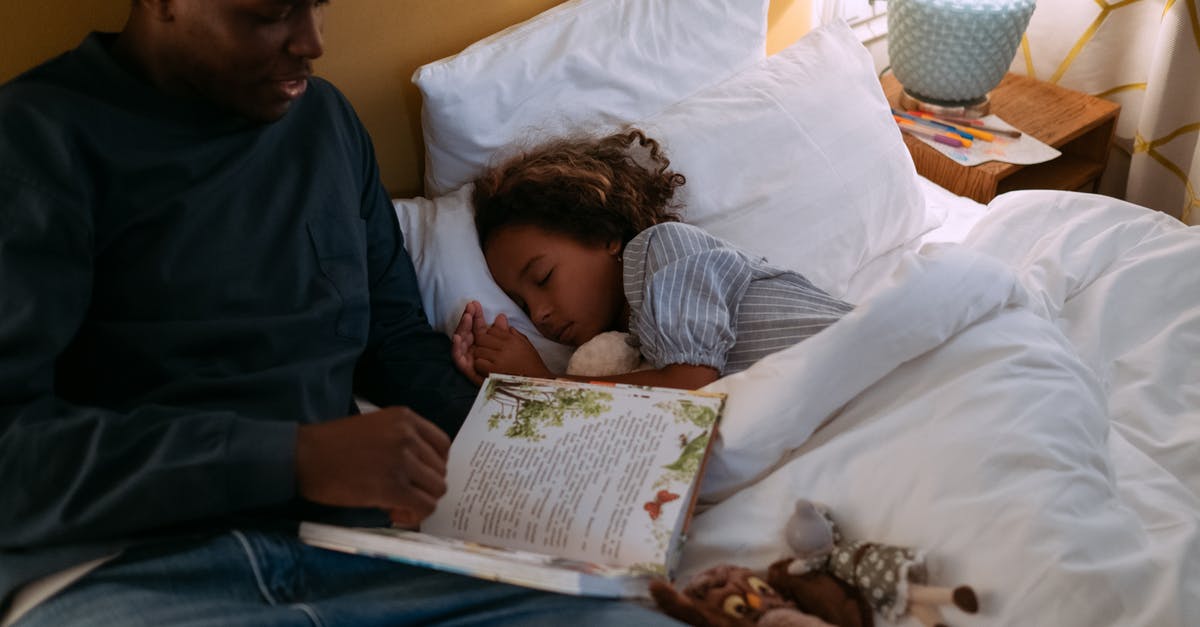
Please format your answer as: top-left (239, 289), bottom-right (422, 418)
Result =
top-left (422, 375), bottom-right (722, 575)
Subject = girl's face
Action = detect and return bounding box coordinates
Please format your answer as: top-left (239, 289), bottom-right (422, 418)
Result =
top-left (484, 224), bottom-right (625, 347)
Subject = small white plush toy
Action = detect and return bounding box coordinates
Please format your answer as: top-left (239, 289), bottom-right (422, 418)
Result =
top-left (565, 331), bottom-right (647, 377)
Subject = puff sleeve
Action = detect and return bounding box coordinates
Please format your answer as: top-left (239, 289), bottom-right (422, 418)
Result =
top-left (622, 223), bottom-right (754, 373)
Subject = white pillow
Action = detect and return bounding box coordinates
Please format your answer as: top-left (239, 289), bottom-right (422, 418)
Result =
top-left (399, 21), bottom-right (943, 370)
top-left (394, 186), bottom-right (575, 375)
top-left (413, 0), bottom-right (771, 196)
top-left (640, 19), bottom-right (940, 295)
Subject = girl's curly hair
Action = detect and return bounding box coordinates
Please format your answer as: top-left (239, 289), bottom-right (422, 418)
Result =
top-left (472, 129), bottom-right (686, 249)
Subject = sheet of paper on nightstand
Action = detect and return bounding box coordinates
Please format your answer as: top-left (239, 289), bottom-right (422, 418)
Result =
top-left (908, 115), bottom-right (1061, 166)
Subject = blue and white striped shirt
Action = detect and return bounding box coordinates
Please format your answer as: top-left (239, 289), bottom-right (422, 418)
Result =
top-left (623, 222), bottom-right (854, 375)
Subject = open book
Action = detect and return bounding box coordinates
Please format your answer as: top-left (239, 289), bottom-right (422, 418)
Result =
top-left (300, 373), bottom-right (724, 598)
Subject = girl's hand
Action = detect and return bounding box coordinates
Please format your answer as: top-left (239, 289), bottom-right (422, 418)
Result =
top-left (473, 314), bottom-right (554, 379)
top-left (451, 301), bottom-right (488, 386)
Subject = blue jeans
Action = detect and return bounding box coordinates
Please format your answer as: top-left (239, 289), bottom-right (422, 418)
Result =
top-left (15, 530), bottom-right (683, 626)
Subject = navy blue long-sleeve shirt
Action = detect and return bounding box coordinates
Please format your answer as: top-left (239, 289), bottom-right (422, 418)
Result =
top-left (0, 33), bottom-right (477, 606)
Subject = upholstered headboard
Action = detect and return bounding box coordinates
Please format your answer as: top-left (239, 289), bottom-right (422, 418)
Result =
top-left (0, 0), bottom-right (810, 197)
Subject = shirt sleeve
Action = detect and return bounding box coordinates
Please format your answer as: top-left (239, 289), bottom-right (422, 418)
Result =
top-left (348, 120), bottom-right (477, 436)
top-left (624, 223), bottom-right (753, 373)
top-left (0, 174), bottom-right (297, 549)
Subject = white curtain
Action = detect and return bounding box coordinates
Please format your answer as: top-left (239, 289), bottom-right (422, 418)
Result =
top-left (1011, 0), bottom-right (1200, 224)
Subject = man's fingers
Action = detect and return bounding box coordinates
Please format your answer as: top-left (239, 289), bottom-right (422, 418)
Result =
top-left (386, 486), bottom-right (439, 521)
top-left (405, 434), bottom-right (447, 479)
top-left (295, 409), bottom-right (458, 519)
top-left (390, 408), bottom-right (450, 462)
top-left (410, 414), bottom-right (452, 458)
top-left (403, 455), bottom-right (448, 500)
top-left (389, 507), bottom-right (420, 528)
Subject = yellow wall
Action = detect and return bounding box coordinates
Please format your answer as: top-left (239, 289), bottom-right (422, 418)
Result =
top-left (0, 0), bottom-right (810, 198)
top-left (766, 0), bottom-right (812, 56)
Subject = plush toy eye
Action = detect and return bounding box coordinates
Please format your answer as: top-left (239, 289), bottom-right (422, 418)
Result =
top-left (722, 595), bottom-right (749, 617)
top-left (747, 576), bottom-right (775, 597)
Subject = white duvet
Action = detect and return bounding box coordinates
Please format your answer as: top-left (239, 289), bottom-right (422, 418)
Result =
top-left (682, 191), bottom-right (1200, 626)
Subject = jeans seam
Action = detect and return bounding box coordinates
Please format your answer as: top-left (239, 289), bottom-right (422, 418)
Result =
top-left (230, 530), bottom-right (279, 606)
top-left (288, 603), bottom-right (325, 627)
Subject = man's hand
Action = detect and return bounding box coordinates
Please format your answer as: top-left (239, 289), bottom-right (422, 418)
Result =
top-left (295, 407), bottom-right (452, 527)
top-left (473, 314), bottom-right (554, 379)
top-left (451, 300), bottom-right (487, 386)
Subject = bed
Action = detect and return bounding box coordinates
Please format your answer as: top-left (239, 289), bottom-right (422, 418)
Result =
top-left (393, 1), bottom-right (1200, 624)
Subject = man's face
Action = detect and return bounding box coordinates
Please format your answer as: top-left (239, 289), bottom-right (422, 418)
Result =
top-left (162, 0), bottom-right (327, 122)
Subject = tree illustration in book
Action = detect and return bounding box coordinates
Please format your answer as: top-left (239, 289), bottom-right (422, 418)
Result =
top-left (483, 377), bottom-right (614, 441)
top-left (658, 400), bottom-right (718, 475)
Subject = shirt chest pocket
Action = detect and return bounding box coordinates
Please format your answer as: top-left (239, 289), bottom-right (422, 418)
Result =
top-left (308, 205), bottom-right (369, 342)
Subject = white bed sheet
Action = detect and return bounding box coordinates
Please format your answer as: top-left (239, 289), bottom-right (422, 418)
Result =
top-left (685, 188), bottom-right (1200, 626)
top-left (917, 176), bottom-right (990, 245)
top-left (841, 176), bottom-right (988, 304)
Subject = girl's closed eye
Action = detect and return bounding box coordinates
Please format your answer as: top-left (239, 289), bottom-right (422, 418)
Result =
top-left (537, 269), bottom-right (553, 286)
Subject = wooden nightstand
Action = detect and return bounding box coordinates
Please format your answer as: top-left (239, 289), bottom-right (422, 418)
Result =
top-left (881, 73), bottom-right (1121, 204)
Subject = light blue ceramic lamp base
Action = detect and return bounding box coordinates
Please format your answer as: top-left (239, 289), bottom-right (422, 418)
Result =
top-left (889, 0), bottom-right (1036, 111)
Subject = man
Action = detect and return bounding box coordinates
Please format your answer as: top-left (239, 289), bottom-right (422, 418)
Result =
top-left (0, 1), bottom-right (681, 625)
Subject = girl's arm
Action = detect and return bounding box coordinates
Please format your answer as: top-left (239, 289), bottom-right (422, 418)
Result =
top-left (557, 364), bottom-right (719, 390)
top-left (472, 319), bottom-right (719, 390)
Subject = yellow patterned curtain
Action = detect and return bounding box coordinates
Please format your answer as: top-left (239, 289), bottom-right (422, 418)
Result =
top-left (1011, 0), bottom-right (1199, 224)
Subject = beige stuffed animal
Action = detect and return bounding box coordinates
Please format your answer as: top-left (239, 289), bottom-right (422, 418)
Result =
top-left (565, 330), bottom-right (647, 376)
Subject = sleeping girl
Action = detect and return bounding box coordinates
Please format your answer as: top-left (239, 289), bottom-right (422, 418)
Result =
top-left (451, 129), bottom-right (854, 390)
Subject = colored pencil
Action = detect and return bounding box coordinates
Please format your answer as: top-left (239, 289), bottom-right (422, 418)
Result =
top-left (893, 114), bottom-right (972, 147)
top-left (891, 109), bottom-right (976, 142)
top-left (905, 111), bottom-right (995, 141)
top-left (918, 112), bottom-right (1023, 138)
top-left (893, 116), bottom-right (969, 148)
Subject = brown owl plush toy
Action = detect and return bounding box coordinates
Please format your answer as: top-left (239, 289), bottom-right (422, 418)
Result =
top-left (650, 563), bottom-right (876, 627)
top-left (784, 500), bottom-right (979, 627)
top-left (649, 565), bottom-right (835, 627)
